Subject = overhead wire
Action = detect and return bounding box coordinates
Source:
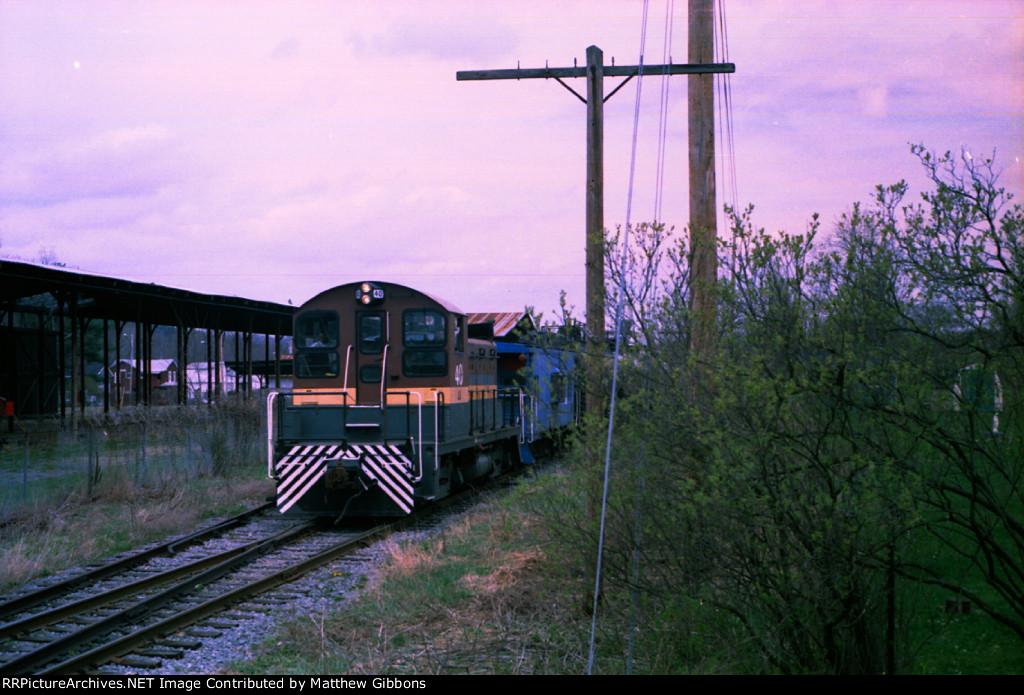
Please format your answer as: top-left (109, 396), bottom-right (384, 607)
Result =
top-left (586, 0), bottom-right (651, 675)
top-left (652, 0), bottom-right (676, 223)
top-left (588, 0), bottom-right (737, 674)
top-left (715, 0), bottom-right (739, 218)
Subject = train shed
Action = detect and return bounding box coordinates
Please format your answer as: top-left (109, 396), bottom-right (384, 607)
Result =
top-left (0, 259), bottom-right (294, 425)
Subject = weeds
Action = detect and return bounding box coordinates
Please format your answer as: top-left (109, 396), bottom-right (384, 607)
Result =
top-left (238, 473), bottom-right (590, 675)
top-left (0, 474), bottom-right (270, 591)
top-left (233, 457), bottom-right (1023, 675)
top-left (0, 400), bottom-right (273, 592)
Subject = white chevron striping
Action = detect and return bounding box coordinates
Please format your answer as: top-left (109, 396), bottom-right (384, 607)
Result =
top-left (275, 443), bottom-right (415, 514)
top-left (362, 457), bottom-right (414, 513)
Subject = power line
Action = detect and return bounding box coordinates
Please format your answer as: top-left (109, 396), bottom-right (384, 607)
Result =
top-left (588, 0), bottom-right (652, 676)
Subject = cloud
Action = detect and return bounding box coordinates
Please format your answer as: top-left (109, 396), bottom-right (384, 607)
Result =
top-left (269, 36), bottom-right (301, 60)
top-left (858, 85), bottom-right (888, 118)
top-left (0, 124), bottom-right (185, 207)
top-left (371, 16), bottom-right (518, 62)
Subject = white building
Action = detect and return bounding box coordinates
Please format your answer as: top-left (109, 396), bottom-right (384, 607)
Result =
top-left (185, 362), bottom-right (261, 401)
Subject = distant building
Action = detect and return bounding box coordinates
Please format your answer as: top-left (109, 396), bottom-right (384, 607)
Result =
top-left (108, 359), bottom-right (178, 405)
top-left (186, 362), bottom-right (261, 402)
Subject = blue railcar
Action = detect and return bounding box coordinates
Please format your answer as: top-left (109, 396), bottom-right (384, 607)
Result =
top-left (494, 340), bottom-right (579, 462)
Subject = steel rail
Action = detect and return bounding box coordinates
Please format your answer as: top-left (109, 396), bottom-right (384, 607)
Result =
top-left (5, 467), bottom-right (526, 674)
top-left (0, 525), bottom-right (297, 638)
top-left (42, 480), bottom-right (501, 673)
top-left (0, 521), bottom-right (317, 675)
top-left (41, 521), bottom-right (392, 674)
top-left (0, 502), bottom-right (273, 623)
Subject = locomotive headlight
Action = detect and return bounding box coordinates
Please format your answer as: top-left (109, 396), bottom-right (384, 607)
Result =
top-left (356, 281), bottom-right (384, 305)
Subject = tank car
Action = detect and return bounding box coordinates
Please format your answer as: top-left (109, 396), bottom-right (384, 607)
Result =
top-left (267, 281), bottom-right (526, 518)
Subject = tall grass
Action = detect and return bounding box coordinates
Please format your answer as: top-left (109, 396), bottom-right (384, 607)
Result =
top-left (0, 400), bottom-right (265, 515)
top-left (0, 400), bottom-right (273, 591)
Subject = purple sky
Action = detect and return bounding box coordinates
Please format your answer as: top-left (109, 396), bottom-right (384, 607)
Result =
top-left (2, 1), bottom-right (1021, 317)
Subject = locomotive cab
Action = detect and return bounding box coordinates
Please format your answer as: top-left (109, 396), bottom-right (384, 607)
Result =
top-left (269, 281), bottom-right (523, 518)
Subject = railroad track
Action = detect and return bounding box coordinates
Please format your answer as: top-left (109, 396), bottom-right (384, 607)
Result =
top-left (0, 503), bottom-right (274, 624)
top-left (0, 479), bottom-right (505, 674)
top-left (0, 503), bottom-right (313, 674)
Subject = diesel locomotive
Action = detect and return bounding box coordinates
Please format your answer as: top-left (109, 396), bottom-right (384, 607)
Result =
top-left (267, 281), bottom-right (577, 518)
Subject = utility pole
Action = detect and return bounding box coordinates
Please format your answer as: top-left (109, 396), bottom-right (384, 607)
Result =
top-left (689, 0), bottom-right (717, 362)
top-left (457, 45), bottom-right (733, 420)
top-left (458, 37), bottom-right (732, 611)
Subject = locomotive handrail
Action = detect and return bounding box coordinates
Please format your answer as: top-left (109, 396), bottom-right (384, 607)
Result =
top-left (436, 390), bottom-right (446, 442)
top-left (266, 390), bottom-right (354, 476)
top-left (268, 388), bottom-right (424, 479)
top-left (266, 390), bottom-right (280, 478)
top-left (379, 344), bottom-right (389, 409)
top-left (383, 389), bottom-right (424, 482)
top-left (434, 391), bottom-right (443, 473)
top-left (410, 390), bottom-right (423, 481)
top-left (469, 387), bottom-right (525, 435)
top-left (342, 344), bottom-right (352, 392)
top-left (519, 391), bottom-right (535, 444)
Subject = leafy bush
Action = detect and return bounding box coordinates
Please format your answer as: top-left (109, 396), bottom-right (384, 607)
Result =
top-left (583, 145), bottom-right (1023, 673)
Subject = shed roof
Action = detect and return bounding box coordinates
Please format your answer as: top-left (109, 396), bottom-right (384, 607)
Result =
top-left (467, 312), bottom-right (534, 339)
top-left (0, 259), bottom-right (293, 335)
top-left (114, 358), bottom-right (177, 372)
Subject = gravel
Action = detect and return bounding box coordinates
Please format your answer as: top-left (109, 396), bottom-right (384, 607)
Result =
top-left (94, 521), bottom-right (453, 675)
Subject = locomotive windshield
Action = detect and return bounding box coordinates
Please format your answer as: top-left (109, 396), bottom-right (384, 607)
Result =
top-left (359, 313), bottom-right (384, 354)
top-left (294, 310), bottom-right (339, 379)
top-left (295, 311), bottom-right (339, 349)
top-left (403, 310), bottom-right (446, 346)
top-left (295, 352), bottom-right (339, 378)
top-left (403, 309), bottom-right (447, 377)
